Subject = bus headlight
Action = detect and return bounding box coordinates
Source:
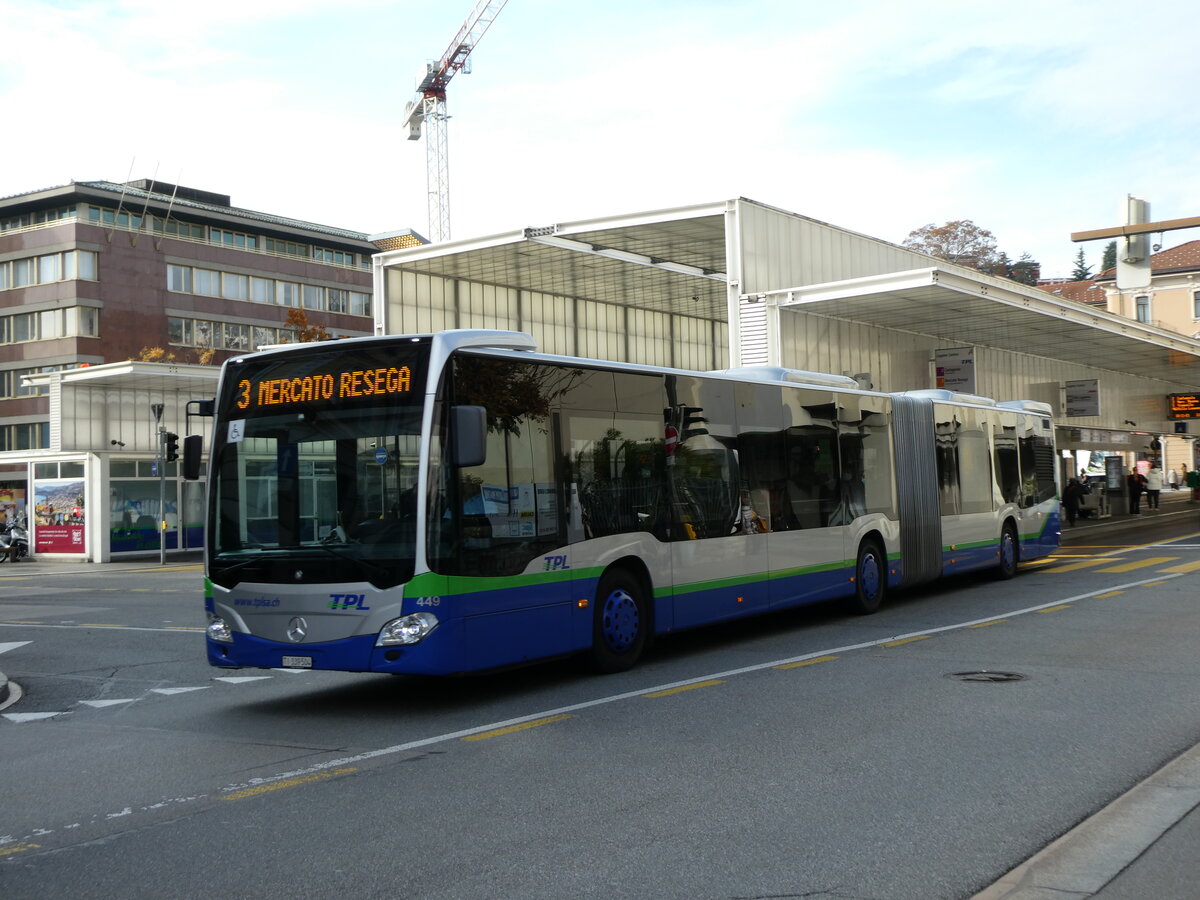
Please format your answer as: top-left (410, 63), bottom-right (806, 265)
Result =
top-left (207, 615), bottom-right (233, 643)
top-left (376, 612), bottom-right (439, 646)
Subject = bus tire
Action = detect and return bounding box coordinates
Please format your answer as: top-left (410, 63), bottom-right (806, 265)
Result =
top-left (848, 538), bottom-right (886, 615)
top-left (590, 567), bottom-right (648, 673)
top-left (996, 523), bottom-right (1019, 580)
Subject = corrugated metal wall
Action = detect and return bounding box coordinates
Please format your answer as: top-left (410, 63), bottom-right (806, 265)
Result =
top-left (384, 267), bottom-right (728, 371)
top-left (737, 201), bottom-right (928, 296)
top-left (778, 309), bottom-right (1183, 416)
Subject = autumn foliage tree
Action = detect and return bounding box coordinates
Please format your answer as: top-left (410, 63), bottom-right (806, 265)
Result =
top-left (285, 307), bottom-right (333, 342)
top-left (903, 220), bottom-right (1040, 284)
top-left (903, 220), bottom-right (1000, 269)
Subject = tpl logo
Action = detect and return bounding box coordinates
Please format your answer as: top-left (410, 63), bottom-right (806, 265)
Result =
top-left (328, 593), bottom-right (371, 611)
top-left (543, 555), bottom-right (570, 571)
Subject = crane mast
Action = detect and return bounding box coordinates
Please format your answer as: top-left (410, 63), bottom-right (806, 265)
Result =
top-left (403, 0), bottom-right (509, 243)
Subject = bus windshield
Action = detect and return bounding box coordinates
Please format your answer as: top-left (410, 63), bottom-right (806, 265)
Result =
top-left (207, 341), bottom-right (429, 589)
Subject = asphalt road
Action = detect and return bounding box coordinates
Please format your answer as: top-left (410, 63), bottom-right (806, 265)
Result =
top-left (2, 511), bottom-right (1199, 899)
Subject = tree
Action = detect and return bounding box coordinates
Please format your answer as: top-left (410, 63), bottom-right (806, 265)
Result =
top-left (903, 220), bottom-right (1000, 269)
top-left (136, 346), bottom-right (177, 362)
top-left (285, 307), bottom-right (333, 342)
top-left (1008, 253), bottom-right (1039, 286)
top-left (1071, 248), bottom-right (1092, 281)
top-left (1102, 240), bottom-right (1117, 272)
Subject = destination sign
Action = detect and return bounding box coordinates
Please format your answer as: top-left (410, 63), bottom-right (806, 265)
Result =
top-left (1168, 393), bottom-right (1200, 419)
top-left (224, 344), bottom-right (427, 416)
top-left (237, 366), bottom-right (413, 410)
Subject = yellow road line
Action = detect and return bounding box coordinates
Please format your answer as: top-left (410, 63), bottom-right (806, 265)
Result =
top-left (775, 654), bottom-right (838, 670)
top-left (1036, 604), bottom-right (1073, 613)
top-left (1161, 560), bottom-right (1200, 574)
top-left (462, 713), bottom-right (574, 740)
top-left (1096, 556), bottom-right (1178, 573)
top-left (882, 635), bottom-right (929, 647)
top-left (969, 620), bottom-right (1008, 628)
top-left (223, 767), bottom-right (357, 801)
top-left (642, 679), bottom-right (725, 698)
top-left (1093, 591), bottom-right (1126, 599)
top-left (0, 842), bottom-right (40, 857)
top-left (1047, 558), bottom-right (1119, 573)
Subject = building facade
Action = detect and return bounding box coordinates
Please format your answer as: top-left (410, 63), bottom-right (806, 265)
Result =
top-left (0, 178), bottom-right (419, 559)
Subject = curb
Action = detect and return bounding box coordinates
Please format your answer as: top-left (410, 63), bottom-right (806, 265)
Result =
top-left (972, 741), bottom-right (1200, 898)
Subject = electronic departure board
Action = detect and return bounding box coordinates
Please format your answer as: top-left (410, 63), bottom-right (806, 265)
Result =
top-left (222, 344), bottom-right (428, 417)
top-left (1168, 393), bottom-right (1200, 419)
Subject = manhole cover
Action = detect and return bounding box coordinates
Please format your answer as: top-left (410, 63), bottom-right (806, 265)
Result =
top-left (945, 670), bottom-right (1027, 683)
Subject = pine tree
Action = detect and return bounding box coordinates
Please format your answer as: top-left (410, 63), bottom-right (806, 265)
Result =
top-left (1071, 248), bottom-right (1092, 281)
top-left (1101, 241), bottom-right (1117, 272)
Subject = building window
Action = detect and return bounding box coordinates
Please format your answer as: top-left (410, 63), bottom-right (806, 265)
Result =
top-left (211, 228), bottom-right (259, 250)
top-left (277, 281), bottom-right (300, 307)
top-left (194, 269), bottom-right (221, 297)
top-left (1193, 290), bottom-right (1200, 320)
top-left (167, 265), bottom-right (192, 293)
top-left (250, 277), bottom-right (274, 304)
top-left (13, 259), bottom-right (33, 288)
top-left (221, 272), bottom-right (249, 301)
top-left (350, 291), bottom-right (371, 316)
top-left (302, 284), bottom-right (323, 310)
top-left (1135, 295), bottom-right (1150, 323)
top-left (0, 422), bottom-right (51, 451)
top-left (223, 322), bottom-right (250, 351)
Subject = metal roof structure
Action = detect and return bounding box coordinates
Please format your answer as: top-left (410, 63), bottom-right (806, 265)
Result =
top-left (21, 360), bottom-right (219, 395)
top-left (378, 202), bottom-right (732, 320)
top-left (762, 267), bottom-right (1200, 387)
top-left (376, 199), bottom-right (1200, 390)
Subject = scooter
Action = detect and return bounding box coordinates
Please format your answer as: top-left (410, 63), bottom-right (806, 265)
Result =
top-left (0, 518), bottom-right (29, 563)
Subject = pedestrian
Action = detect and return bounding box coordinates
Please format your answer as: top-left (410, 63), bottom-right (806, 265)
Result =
top-left (1168, 468), bottom-right (1179, 491)
top-left (1062, 477), bottom-right (1085, 526)
top-left (1127, 469), bottom-right (1145, 514)
top-left (1145, 467), bottom-right (1163, 509)
top-left (1187, 465), bottom-right (1200, 501)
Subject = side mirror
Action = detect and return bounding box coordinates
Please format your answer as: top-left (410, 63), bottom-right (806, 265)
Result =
top-left (451, 405), bottom-right (487, 468)
top-left (182, 434), bottom-right (204, 480)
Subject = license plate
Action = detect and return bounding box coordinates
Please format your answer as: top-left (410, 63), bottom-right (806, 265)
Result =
top-left (280, 656), bottom-right (313, 668)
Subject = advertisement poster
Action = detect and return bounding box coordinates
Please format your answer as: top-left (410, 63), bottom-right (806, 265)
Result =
top-left (0, 486), bottom-right (24, 525)
top-left (34, 478), bottom-right (86, 554)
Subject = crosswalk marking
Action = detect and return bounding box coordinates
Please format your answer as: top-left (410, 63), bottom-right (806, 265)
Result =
top-left (1159, 560), bottom-right (1200, 574)
top-left (1096, 556), bottom-right (1179, 573)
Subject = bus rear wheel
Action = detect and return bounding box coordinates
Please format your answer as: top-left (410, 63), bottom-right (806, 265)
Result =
top-left (996, 524), bottom-right (1018, 580)
top-left (589, 567), bottom-right (648, 673)
top-left (848, 538), bottom-right (886, 615)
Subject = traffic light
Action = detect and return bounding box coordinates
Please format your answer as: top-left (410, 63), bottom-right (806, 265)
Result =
top-left (164, 432), bottom-right (179, 462)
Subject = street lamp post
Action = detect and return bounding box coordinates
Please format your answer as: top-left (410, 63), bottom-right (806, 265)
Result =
top-left (151, 403), bottom-right (165, 566)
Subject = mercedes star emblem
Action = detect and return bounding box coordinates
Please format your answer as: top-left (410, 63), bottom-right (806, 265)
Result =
top-left (286, 616), bottom-right (308, 642)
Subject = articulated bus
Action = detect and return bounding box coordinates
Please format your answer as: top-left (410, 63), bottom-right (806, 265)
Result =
top-left (201, 329), bottom-right (1059, 675)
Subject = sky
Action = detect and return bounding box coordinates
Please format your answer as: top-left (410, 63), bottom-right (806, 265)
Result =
top-left (3, 0), bottom-right (1200, 279)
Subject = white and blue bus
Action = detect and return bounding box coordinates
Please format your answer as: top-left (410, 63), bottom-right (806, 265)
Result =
top-left (200, 329), bottom-right (1059, 675)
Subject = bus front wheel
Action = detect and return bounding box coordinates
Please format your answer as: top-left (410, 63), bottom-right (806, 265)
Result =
top-left (848, 538), bottom-right (886, 615)
top-left (590, 567), bottom-right (648, 673)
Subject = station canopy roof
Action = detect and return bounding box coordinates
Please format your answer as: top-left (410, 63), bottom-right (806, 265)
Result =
top-left (377, 200), bottom-right (1200, 389)
top-left (22, 360), bottom-right (220, 394)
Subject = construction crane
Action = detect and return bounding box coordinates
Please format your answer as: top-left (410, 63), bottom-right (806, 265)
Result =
top-left (403, 0), bottom-right (509, 243)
